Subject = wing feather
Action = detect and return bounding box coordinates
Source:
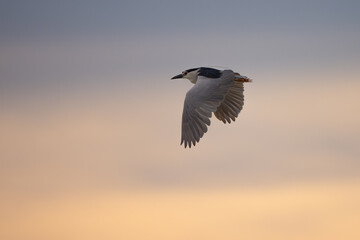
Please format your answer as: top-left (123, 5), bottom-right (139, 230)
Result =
top-left (214, 81), bottom-right (245, 124)
top-left (181, 70), bottom-right (234, 148)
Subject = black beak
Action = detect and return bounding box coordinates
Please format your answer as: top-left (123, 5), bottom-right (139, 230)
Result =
top-left (171, 74), bottom-right (183, 79)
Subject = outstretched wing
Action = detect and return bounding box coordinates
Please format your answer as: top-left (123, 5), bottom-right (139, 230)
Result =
top-left (181, 70), bottom-right (234, 148)
top-left (214, 81), bottom-right (244, 123)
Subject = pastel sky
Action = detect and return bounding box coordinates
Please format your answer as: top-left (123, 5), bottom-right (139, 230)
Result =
top-left (1, 1), bottom-right (360, 239)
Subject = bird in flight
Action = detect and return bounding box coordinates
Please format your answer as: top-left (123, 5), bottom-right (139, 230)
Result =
top-left (172, 67), bottom-right (251, 148)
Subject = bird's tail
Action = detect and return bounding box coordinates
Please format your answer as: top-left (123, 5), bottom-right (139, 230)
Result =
top-left (234, 72), bottom-right (252, 82)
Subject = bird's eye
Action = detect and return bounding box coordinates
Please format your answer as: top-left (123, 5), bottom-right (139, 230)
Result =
top-left (182, 71), bottom-right (188, 75)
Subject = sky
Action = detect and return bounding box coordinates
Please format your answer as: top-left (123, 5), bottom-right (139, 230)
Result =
top-left (1, 1), bottom-right (360, 239)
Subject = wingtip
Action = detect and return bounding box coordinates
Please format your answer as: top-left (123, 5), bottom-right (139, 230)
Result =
top-left (181, 140), bottom-right (197, 149)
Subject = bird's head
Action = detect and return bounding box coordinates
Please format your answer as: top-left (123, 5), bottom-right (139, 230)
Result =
top-left (171, 68), bottom-right (200, 84)
top-left (172, 67), bottom-right (223, 84)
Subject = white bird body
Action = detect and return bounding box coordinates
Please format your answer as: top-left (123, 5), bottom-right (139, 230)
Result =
top-left (172, 67), bottom-right (251, 148)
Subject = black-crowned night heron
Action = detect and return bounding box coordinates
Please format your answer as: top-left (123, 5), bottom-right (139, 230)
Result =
top-left (172, 67), bottom-right (251, 148)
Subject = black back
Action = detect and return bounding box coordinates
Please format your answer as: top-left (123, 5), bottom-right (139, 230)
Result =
top-left (186, 67), bottom-right (222, 79)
